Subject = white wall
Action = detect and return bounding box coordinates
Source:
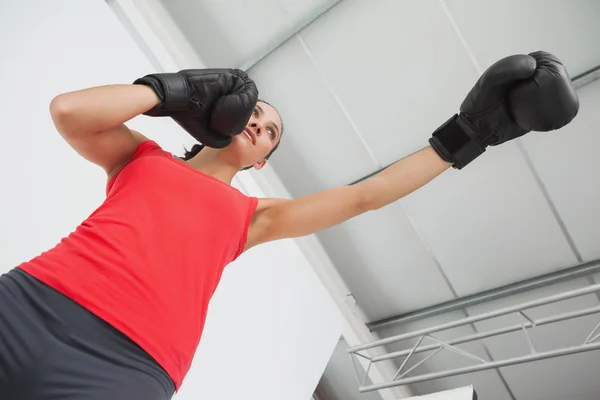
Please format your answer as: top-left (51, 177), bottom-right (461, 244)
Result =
top-left (0, 1), bottom-right (343, 399)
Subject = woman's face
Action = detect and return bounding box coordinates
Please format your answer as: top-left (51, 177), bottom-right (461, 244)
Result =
top-left (227, 101), bottom-right (283, 170)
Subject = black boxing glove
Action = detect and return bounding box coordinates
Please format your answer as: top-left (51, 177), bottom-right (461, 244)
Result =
top-left (430, 51), bottom-right (579, 169)
top-left (134, 68), bottom-right (258, 148)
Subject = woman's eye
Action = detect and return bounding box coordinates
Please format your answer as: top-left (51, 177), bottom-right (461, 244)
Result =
top-left (253, 108), bottom-right (259, 117)
top-left (268, 129), bottom-right (275, 139)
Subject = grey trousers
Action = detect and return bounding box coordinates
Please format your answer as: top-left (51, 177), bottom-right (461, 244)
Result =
top-left (0, 268), bottom-right (175, 400)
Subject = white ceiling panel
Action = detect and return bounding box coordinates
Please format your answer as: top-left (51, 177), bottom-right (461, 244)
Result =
top-left (520, 81), bottom-right (600, 262)
top-left (275, 0), bottom-right (338, 26)
top-left (299, 0), bottom-right (480, 168)
top-left (400, 141), bottom-right (578, 296)
top-left (378, 312), bottom-right (512, 399)
top-left (160, 0), bottom-right (293, 67)
top-left (248, 37), bottom-right (379, 193)
top-left (445, 0), bottom-right (600, 77)
top-left (314, 201), bottom-right (455, 319)
top-left (467, 278), bottom-right (600, 400)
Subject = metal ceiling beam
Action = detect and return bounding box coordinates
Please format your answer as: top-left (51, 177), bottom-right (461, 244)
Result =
top-left (359, 341), bottom-right (600, 392)
top-left (372, 304), bottom-right (600, 363)
top-left (367, 259), bottom-right (600, 331)
top-left (349, 279), bottom-right (600, 392)
top-left (572, 64), bottom-right (600, 90)
top-left (348, 64), bottom-right (600, 186)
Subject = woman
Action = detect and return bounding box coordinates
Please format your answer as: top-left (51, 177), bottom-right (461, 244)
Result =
top-left (0, 52), bottom-right (578, 400)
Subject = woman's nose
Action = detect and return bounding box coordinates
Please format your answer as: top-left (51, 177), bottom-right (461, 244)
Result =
top-left (249, 122), bottom-right (262, 135)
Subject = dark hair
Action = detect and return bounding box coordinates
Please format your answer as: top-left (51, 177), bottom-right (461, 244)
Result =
top-left (182, 99), bottom-right (284, 171)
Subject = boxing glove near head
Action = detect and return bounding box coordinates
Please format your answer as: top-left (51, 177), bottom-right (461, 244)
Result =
top-left (134, 68), bottom-right (259, 148)
top-left (430, 51), bottom-right (579, 168)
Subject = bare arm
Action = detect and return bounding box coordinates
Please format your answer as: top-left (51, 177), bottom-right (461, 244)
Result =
top-left (49, 84), bottom-right (161, 177)
top-left (245, 146), bottom-right (452, 249)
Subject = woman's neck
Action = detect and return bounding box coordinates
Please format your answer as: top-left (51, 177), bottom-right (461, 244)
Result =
top-left (184, 148), bottom-right (239, 184)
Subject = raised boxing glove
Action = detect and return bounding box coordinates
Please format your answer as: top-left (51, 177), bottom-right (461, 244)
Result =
top-left (134, 68), bottom-right (258, 148)
top-left (430, 51), bottom-right (579, 169)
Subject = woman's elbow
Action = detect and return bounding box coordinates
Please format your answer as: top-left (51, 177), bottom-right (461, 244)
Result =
top-left (49, 94), bottom-right (76, 136)
top-left (49, 93), bottom-right (70, 115)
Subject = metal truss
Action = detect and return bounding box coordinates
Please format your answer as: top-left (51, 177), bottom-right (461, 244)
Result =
top-left (369, 259), bottom-right (600, 331)
top-left (348, 279), bottom-right (600, 393)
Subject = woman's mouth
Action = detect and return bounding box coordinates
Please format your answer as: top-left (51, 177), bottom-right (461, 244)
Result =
top-left (243, 129), bottom-right (256, 145)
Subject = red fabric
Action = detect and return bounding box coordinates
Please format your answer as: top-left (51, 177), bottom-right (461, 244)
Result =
top-left (18, 140), bottom-right (258, 390)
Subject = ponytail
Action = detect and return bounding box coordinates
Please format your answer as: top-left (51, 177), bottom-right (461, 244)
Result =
top-left (182, 144), bottom-right (204, 161)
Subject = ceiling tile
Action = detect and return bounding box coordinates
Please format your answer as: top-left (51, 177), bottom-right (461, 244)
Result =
top-left (400, 141), bottom-right (578, 296)
top-left (299, 0), bottom-right (480, 168)
top-left (160, 0), bottom-right (292, 67)
top-left (315, 202), bottom-right (455, 320)
top-left (445, 0), bottom-right (600, 76)
top-left (520, 80), bottom-right (600, 262)
top-left (467, 278), bottom-right (600, 400)
top-left (500, 356), bottom-right (600, 400)
top-left (275, 0), bottom-right (338, 26)
top-left (248, 37), bottom-right (379, 193)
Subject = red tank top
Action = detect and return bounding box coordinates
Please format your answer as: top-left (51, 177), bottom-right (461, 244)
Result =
top-left (18, 140), bottom-right (258, 390)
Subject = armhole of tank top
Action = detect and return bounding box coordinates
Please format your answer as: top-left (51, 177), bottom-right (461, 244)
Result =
top-left (234, 196), bottom-right (259, 260)
top-left (106, 140), bottom-right (161, 194)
